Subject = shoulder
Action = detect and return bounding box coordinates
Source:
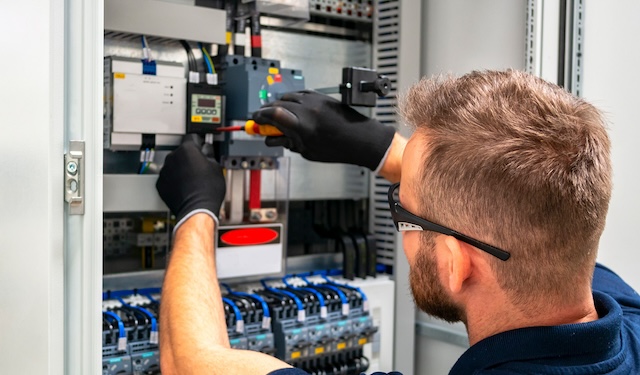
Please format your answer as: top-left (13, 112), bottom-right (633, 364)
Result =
top-left (267, 369), bottom-right (310, 375)
top-left (593, 263), bottom-right (640, 312)
top-left (268, 370), bottom-right (403, 375)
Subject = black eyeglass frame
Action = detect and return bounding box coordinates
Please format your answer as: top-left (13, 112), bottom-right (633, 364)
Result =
top-left (387, 182), bottom-right (511, 261)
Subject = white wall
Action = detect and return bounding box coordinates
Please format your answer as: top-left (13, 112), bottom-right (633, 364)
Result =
top-left (581, 1), bottom-right (640, 291)
top-left (421, 0), bottom-right (527, 76)
top-left (0, 1), bottom-right (64, 374)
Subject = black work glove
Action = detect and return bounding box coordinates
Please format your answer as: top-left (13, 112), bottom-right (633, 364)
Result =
top-left (252, 90), bottom-right (396, 171)
top-left (156, 134), bottom-right (226, 231)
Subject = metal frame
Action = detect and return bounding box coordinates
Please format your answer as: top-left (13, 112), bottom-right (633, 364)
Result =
top-left (526, 0), bottom-right (583, 95)
top-left (64, 0), bottom-right (104, 373)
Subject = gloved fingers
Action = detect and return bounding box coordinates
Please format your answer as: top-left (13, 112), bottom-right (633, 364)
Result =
top-left (265, 136), bottom-right (293, 149)
top-left (252, 104), bottom-right (300, 133)
top-left (279, 90), bottom-right (316, 103)
top-left (200, 142), bottom-right (215, 159)
top-left (182, 133), bottom-right (205, 148)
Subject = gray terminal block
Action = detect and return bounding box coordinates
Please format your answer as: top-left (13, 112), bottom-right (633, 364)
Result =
top-left (248, 332), bottom-right (275, 353)
top-left (229, 336), bottom-right (249, 350)
top-left (221, 55), bottom-right (305, 121)
top-left (102, 355), bottom-right (132, 375)
top-left (276, 325), bottom-right (310, 361)
top-left (130, 350), bottom-right (160, 375)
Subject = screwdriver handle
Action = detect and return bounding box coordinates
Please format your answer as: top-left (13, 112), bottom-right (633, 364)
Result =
top-left (245, 120), bottom-right (283, 136)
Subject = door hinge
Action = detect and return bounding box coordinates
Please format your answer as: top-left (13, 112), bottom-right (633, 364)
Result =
top-left (64, 140), bottom-right (85, 215)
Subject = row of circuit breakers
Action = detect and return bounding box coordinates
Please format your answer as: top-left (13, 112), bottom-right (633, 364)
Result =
top-left (102, 274), bottom-right (377, 375)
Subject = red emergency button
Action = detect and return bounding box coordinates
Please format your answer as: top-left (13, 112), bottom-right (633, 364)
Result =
top-left (221, 228), bottom-right (279, 246)
top-left (274, 74), bottom-right (282, 83)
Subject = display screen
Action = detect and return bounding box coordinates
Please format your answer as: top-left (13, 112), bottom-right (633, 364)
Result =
top-left (198, 98), bottom-right (216, 107)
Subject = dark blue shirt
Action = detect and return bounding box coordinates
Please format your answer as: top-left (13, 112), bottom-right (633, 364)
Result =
top-left (450, 264), bottom-right (640, 374)
top-left (268, 264), bottom-right (640, 375)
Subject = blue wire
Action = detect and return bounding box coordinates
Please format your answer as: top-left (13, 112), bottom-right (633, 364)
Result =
top-left (198, 42), bottom-right (213, 73)
top-left (221, 283), bottom-right (269, 319)
top-left (141, 35), bottom-right (146, 48)
top-left (232, 291), bottom-right (270, 318)
top-left (300, 275), bottom-right (348, 306)
top-left (260, 279), bottom-right (305, 313)
top-left (117, 297), bottom-right (158, 336)
top-left (139, 149), bottom-right (149, 174)
top-left (321, 274), bottom-right (368, 303)
top-left (104, 311), bottom-right (126, 339)
top-left (222, 297), bottom-right (244, 326)
top-left (283, 276), bottom-right (326, 309)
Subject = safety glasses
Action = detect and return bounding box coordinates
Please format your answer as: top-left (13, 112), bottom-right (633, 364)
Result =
top-left (387, 182), bottom-right (511, 261)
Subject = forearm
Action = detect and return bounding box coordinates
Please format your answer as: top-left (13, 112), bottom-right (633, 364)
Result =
top-left (160, 214), bottom-right (229, 374)
top-left (377, 133), bottom-right (407, 183)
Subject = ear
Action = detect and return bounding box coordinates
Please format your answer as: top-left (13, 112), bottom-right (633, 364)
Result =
top-left (443, 236), bottom-right (472, 294)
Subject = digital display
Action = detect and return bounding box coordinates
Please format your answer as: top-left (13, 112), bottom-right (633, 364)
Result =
top-left (198, 98), bottom-right (216, 107)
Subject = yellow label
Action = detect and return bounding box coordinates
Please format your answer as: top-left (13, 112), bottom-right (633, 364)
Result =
top-left (358, 338), bottom-right (367, 346)
top-left (337, 342), bottom-right (346, 350)
top-left (142, 219), bottom-right (155, 233)
top-left (114, 73), bottom-right (125, 79)
top-left (268, 67), bottom-right (279, 75)
top-left (291, 351), bottom-right (301, 359)
top-left (266, 75), bottom-right (275, 85)
top-left (226, 32), bottom-right (232, 45)
top-left (191, 115), bottom-right (202, 122)
top-left (315, 347), bottom-right (325, 355)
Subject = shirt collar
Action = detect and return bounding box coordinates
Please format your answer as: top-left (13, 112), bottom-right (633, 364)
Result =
top-left (449, 291), bottom-right (623, 374)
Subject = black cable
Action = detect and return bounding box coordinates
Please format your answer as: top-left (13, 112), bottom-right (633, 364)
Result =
top-left (250, 1), bottom-right (262, 58)
top-left (179, 40), bottom-right (197, 72)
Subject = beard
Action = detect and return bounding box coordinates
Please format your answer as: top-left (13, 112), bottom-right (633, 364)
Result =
top-left (410, 233), bottom-right (466, 323)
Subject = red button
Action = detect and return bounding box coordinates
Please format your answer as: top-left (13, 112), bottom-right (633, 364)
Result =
top-left (221, 228), bottom-right (279, 246)
top-left (274, 74), bottom-right (282, 83)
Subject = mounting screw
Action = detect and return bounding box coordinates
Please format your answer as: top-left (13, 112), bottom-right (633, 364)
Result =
top-left (250, 211), bottom-right (262, 221)
top-left (67, 161), bottom-right (78, 175)
top-left (265, 210), bottom-right (276, 219)
top-left (241, 160), bottom-right (250, 169)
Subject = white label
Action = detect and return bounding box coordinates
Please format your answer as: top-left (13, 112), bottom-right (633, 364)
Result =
top-left (149, 331), bottom-right (159, 345)
top-left (363, 300), bottom-right (369, 312)
top-left (235, 34), bottom-right (245, 46)
top-left (189, 71), bottom-right (200, 83)
top-left (262, 316), bottom-right (271, 330)
top-left (118, 337), bottom-right (128, 351)
top-left (236, 319), bottom-right (245, 333)
top-left (342, 303), bottom-right (350, 316)
top-left (206, 73), bottom-right (218, 85)
top-left (297, 310), bottom-right (306, 322)
top-left (320, 306), bottom-right (328, 319)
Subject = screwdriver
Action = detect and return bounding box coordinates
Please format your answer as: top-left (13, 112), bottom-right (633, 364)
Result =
top-left (216, 120), bottom-right (283, 136)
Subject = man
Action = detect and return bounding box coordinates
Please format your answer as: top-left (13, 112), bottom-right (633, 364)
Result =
top-left (155, 70), bottom-right (640, 374)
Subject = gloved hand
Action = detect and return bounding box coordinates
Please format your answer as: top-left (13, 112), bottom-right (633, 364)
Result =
top-left (252, 90), bottom-right (396, 171)
top-left (156, 134), bottom-right (226, 231)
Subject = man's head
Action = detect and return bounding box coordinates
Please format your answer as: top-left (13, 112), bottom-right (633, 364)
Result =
top-left (397, 70), bottom-right (612, 320)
